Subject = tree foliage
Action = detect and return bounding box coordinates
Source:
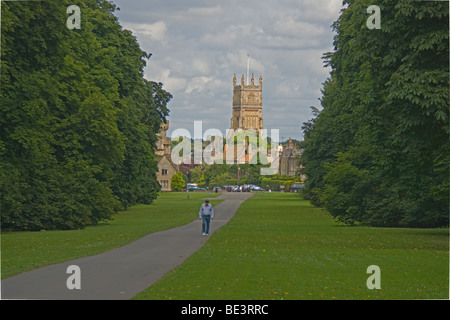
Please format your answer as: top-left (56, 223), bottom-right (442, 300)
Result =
top-left (1, 0), bottom-right (171, 230)
top-left (300, 0), bottom-right (448, 227)
top-left (171, 172), bottom-right (186, 192)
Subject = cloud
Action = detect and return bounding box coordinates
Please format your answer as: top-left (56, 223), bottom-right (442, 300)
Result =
top-left (222, 51), bottom-right (264, 75)
top-left (278, 0), bottom-right (343, 23)
top-left (192, 58), bottom-right (210, 74)
top-left (156, 69), bottom-right (187, 93)
top-left (186, 6), bottom-right (223, 16)
top-left (200, 24), bottom-right (262, 48)
top-left (185, 76), bottom-right (213, 94)
top-left (122, 21), bottom-right (167, 42)
top-left (112, 0), bottom-right (343, 140)
top-left (272, 18), bottom-right (326, 39)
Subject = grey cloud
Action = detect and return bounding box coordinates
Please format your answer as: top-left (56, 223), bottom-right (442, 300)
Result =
top-left (112, 0), bottom-right (342, 140)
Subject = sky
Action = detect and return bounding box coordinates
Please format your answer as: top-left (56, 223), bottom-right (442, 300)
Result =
top-left (111, 0), bottom-right (344, 141)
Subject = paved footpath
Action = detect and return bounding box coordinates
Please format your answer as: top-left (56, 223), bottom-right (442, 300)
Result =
top-left (1, 192), bottom-right (253, 300)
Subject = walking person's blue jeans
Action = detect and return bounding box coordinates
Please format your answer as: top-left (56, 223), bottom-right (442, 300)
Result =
top-left (201, 215), bottom-right (211, 234)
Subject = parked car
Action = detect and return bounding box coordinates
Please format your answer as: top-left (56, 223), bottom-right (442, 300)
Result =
top-left (252, 186), bottom-right (266, 191)
top-left (185, 186), bottom-right (206, 191)
top-left (250, 185), bottom-right (265, 191)
top-left (290, 183), bottom-right (304, 192)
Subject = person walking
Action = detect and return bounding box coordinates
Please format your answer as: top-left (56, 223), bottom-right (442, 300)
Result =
top-left (198, 199), bottom-right (214, 236)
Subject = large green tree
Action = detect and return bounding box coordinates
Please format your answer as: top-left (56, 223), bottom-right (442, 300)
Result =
top-left (0, 0), bottom-right (171, 230)
top-left (301, 0), bottom-right (448, 227)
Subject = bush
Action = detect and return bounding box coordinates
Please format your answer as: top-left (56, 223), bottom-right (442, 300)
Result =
top-left (171, 172), bottom-right (186, 191)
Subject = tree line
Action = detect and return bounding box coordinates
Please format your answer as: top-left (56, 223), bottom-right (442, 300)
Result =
top-left (182, 163), bottom-right (301, 192)
top-left (0, 0), bottom-right (172, 230)
top-left (300, 0), bottom-right (448, 228)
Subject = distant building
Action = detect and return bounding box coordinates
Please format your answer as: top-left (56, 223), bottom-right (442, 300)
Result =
top-left (156, 121), bottom-right (171, 157)
top-left (178, 159), bottom-right (201, 176)
top-left (279, 138), bottom-right (303, 179)
top-left (156, 121), bottom-right (179, 191)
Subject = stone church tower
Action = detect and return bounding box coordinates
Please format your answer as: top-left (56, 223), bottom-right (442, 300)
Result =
top-left (231, 73), bottom-right (264, 131)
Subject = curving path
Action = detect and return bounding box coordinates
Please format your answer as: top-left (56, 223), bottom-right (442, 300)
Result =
top-left (1, 192), bottom-right (253, 300)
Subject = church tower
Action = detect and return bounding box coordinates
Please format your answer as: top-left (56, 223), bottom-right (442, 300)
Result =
top-left (231, 73), bottom-right (264, 131)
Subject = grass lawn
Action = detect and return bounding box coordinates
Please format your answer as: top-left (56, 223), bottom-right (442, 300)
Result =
top-left (133, 193), bottom-right (449, 300)
top-left (1, 192), bottom-right (221, 279)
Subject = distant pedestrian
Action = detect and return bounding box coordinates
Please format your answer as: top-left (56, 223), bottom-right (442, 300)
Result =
top-left (198, 200), bottom-right (214, 236)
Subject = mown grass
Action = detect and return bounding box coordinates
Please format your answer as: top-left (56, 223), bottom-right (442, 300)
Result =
top-left (133, 192), bottom-right (449, 300)
top-left (1, 192), bottom-right (221, 279)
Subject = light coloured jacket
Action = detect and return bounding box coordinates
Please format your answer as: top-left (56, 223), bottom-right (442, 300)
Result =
top-left (199, 203), bottom-right (214, 218)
